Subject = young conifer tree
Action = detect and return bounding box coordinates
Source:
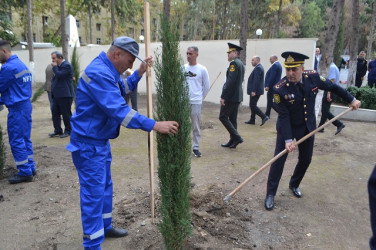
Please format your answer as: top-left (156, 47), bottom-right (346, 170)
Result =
top-left (154, 16), bottom-right (192, 249)
top-left (0, 124), bottom-right (6, 178)
top-left (71, 45), bottom-right (80, 104)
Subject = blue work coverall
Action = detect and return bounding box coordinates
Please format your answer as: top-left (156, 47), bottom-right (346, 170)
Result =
top-left (66, 51), bottom-right (154, 250)
top-left (0, 55), bottom-right (35, 176)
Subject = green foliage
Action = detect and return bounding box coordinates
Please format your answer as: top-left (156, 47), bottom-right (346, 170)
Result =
top-left (154, 15), bottom-right (192, 250)
top-left (334, 9), bottom-right (345, 68)
top-left (31, 84), bottom-right (45, 103)
top-left (71, 45), bottom-right (80, 105)
top-left (0, 1), bottom-right (19, 46)
top-left (335, 86), bottom-right (376, 110)
top-left (44, 29), bottom-right (61, 47)
top-left (0, 123), bottom-right (6, 178)
top-left (298, 1), bottom-right (325, 38)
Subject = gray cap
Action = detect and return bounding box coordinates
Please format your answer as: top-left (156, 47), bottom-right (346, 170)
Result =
top-left (112, 36), bottom-right (145, 64)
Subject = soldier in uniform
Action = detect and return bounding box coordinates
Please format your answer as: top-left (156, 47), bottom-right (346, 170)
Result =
top-left (220, 43), bottom-right (245, 149)
top-left (264, 51), bottom-right (361, 211)
top-left (355, 51), bottom-right (368, 88)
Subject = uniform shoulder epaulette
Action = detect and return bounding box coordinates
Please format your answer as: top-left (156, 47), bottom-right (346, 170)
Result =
top-left (303, 69), bottom-right (318, 75)
top-left (274, 78), bottom-right (287, 90)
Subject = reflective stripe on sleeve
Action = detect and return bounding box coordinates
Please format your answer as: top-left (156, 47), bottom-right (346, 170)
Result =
top-left (28, 154), bottom-right (34, 159)
top-left (81, 72), bottom-right (91, 84)
top-left (121, 109), bottom-right (137, 127)
top-left (15, 159), bottom-right (28, 166)
top-left (15, 70), bottom-right (31, 79)
top-left (102, 212), bottom-right (112, 219)
top-left (83, 228), bottom-right (104, 240)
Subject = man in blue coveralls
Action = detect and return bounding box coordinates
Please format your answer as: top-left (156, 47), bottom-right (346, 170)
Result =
top-left (66, 36), bottom-right (179, 250)
top-left (0, 40), bottom-right (36, 184)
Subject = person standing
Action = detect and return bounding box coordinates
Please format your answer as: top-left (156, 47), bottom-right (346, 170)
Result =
top-left (245, 56), bottom-right (268, 126)
top-left (0, 40), bottom-right (36, 184)
top-left (48, 51), bottom-right (74, 138)
top-left (318, 61), bottom-right (346, 135)
top-left (122, 69), bottom-right (139, 111)
top-left (355, 51), bottom-right (368, 88)
top-left (314, 47), bottom-right (323, 121)
top-left (264, 55), bottom-right (282, 118)
top-left (45, 63), bottom-right (54, 116)
top-left (66, 36), bottom-right (179, 250)
top-left (185, 46), bottom-right (210, 157)
top-left (264, 51), bottom-right (361, 211)
top-left (219, 43), bottom-right (245, 149)
top-left (314, 47), bottom-right (321, 72)
top-left (368, 52), bottom-right (376, 88)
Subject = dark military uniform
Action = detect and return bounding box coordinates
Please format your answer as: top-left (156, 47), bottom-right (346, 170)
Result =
top-left (356, 58), bottom-right (368, 88)
top-left (219, 44), bottom-right (245, 145)
top-left (368, 165), bottom-right (376, 250)
top-left (266, 53), bottom-right (354, 197)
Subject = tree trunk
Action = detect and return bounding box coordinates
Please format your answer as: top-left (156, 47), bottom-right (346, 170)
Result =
top-left (27, 0), bottom-right (34, 62)
top-left (88, 1), bottom-right (93, 44)
top-left (163, 0), bottom-right (170, 20)
top-left (193, 12), bottom-right (199, 40)
top-left (367, 1), bottom-right (376, 60)
top-left (212, 1), bottom-right (215, 40)
top-left (60, 0), bottom-right (68, 59)
top-left (239, 0), bottom-right (248, 65)
top-left (111, 0), bottom-right (115, 41)
top-left (346, 0), bottom-right (359, 87)
top-left (319, 0), bottom-right (345, 78)
top-left (276, 0), bottom-right (282, 37)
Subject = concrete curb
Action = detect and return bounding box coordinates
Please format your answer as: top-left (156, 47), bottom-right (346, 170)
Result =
top-left (331, 105), bottom-right (376, 122)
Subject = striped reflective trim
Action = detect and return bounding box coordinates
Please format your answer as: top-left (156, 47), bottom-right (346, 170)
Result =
top-left (102, 212), bottom-right (112, 219)
top-left (28, 154), bottom-right (34, 159)
top-left (83, 228), bottom-right (104, 240)
top-left (15, 70), bottom-right (31, 79)
top-left (15, 159), bottom-right (28, 166)
top-left (81, 72), bottom-right (91, 84)
top-left (121, 109), bottom-right (137, 127)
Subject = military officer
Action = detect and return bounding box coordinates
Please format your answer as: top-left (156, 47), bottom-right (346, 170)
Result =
top-left (220, 43), bottom-right (245, 149)
top-left (264, 51), bottom-right (361, 210)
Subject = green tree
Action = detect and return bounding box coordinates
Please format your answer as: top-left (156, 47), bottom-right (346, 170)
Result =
top-left (71, 45), bottom-right (80, 105)
top-left (0, 124), bottom-right (6, 179)
top-left (299, 1), bottom-right (325, 38)
top-left (154, 16), bottom-right (192, 250)
top-left (334, 7), bottom-right (345, 68)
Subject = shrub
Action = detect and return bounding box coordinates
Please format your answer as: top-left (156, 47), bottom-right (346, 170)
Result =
top-left (334, 86), bottom-right (376, 110)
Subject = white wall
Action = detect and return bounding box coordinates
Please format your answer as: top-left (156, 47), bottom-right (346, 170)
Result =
top-left (14, 38), bottom-right (317, 106)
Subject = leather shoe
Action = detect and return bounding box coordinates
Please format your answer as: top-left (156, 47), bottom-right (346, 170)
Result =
top-left (335, 124), bottom-right (345, 135)
top-left (264, 195), bottom-right (274, 210)
top-left (59, 132), bottom-right (70, 138)
top-left (229, 138), bottom-right (244, 149)
top-left (8, 174), bottom-right (33, 184)
top-left (260, 116), bottom-right (269, 126)
top-left (49, 132), bottom-right (62, 137)
top-left (289, 186), bottom-right (302, 198)
top-left (105, 227), bottom-right (129, 238)
top-left (221, 140), bottom-right (233, 147)
top-left (244, 120), bottom-right (255, 125)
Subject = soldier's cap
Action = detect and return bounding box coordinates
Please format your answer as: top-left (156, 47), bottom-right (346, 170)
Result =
top-left (227, 43), bottom-right (243, 53)
top-left (281, 51), bottom-right (309, 68)
top-left (112, 36), bottom-right (145, 64)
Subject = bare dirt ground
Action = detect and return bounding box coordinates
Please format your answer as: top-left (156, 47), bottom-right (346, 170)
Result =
top-left (0, 87), bottom-right (375, 250)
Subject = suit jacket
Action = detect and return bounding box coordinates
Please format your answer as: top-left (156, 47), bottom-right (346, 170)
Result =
top-left (247, 63), bottom-right (264, 96)
top-left (356, 58), bottom-right (368, 78)
top-left (265, 61), bottom-right (282, 89)
top-left (273, 70), bottom-right (354, 141)
top-left (51, 60), bottom-right (74, 98)
top-left (221, 57), bottom-right (245, 103)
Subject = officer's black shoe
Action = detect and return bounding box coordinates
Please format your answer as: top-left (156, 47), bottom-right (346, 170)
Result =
top-left (59, 132), bottom-right (70, 138)
top-left (229, 138), bottom-right (244, 149)
top-left (265, 195), bottom-right (275, 210)
top-left (289, 186), bottom-right (302, 198)
top-left (8, 174), bottom-right (33, 184)
top-left (335, 124), bottom-right (345, 135)
top-left (260, 116), bottom-right (269, 126)
top-left (105, 227), bottom-right (129, 238)
top-left (49, 132), bottom-right (63, 137)
top-left (32, 169), bottom-right (37, 176)
top-left (221, 140), bottom-right (233, 147)
top-left (244, 120), bottom-right (255, 125)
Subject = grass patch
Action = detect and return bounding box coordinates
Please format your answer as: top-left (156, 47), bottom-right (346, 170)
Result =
top-left (31, 84), bottom-right (45, 103)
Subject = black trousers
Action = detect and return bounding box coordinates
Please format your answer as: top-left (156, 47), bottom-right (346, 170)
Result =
top-left (219, 102), bottom-right (241, 141)
top-left (266, 127), bottom-right (314, 196)
top-left (355, 75), bottom-right (363, 88)
top-left (368, 165), bottom-right (376, 249)
top-left (318, 91), bottom-right (343, 128)
top-left (369, 79), bottom-right (376, 88)
top-left (265, 89), bottom-right (275, 117)
top-left (52, 97), bottom-right (73, 134)
top-left (249, 95), bottom-right (266, 122)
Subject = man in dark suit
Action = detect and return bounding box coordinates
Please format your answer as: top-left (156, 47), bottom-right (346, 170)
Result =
top-left (264, 51), bottom-right (361, 211)
top-left (356, 51), bottom-right (368, 88)
top-left (264, 55), bottom-right (282, 118)
top-left (245, 56), bottom-right (268, 126)
top-left (49, 51), bottom-right (74, 138)
top-left (220, 43), bottom-right (245, 149)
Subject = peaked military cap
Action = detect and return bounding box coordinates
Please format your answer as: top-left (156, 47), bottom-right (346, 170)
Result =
top-left (112, 36), bottom-right (145, 63)
top-left (281, 51), bottom-right (309, 68)
top-left (227, 43), bottom-right (243, 53)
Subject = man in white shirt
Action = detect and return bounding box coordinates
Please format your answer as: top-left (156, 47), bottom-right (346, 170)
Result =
top-left (185, 46), bottom-right (210, 157)
top-left (314, 47), bottom-right (323, 121)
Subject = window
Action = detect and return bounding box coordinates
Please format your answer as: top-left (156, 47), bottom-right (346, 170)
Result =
top-left (96, 38), bottom-right (101, 45)
top-left (96, 23), bottom-right (101, 31)
top-left (79, 36), bottom-right (82, 44)
top-left (76, 20), bottom-right (80, 28)
top-left (42, 16), bottom-right (48, 25)
top-left (33, 33), bottom-right (36, 42)
top-left (141, 29), bottom-right (144, 36)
